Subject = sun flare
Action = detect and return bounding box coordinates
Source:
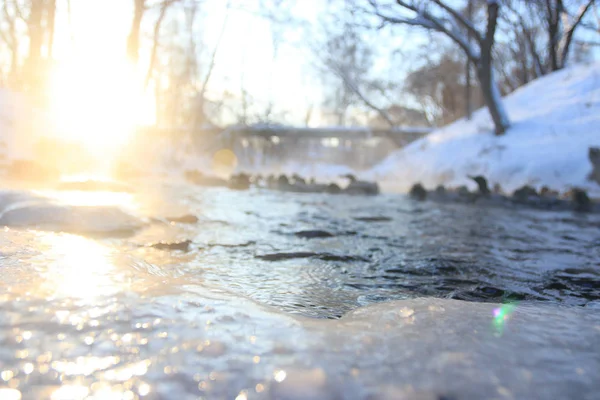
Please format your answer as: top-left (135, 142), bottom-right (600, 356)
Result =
top-left (47, 58), bottom-right (154, 157)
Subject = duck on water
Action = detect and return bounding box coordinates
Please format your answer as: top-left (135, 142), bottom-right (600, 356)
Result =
top-left (409, 176), bottom-right (597, 213)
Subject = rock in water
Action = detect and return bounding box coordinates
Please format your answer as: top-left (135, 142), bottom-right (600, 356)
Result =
top-left (571, 188), bottom-right (592, 212)
top-left (294, 230), bottom-right (334, 239)
top-left (149, 240), bottom-right (192, 251)
top-left (341, 174), bottom-right (380, 195)
top-left (512, 185), bottom-right (538, 202)
top-left (166, 214), bottom-right (199, 224)
top-left (588, 147), bottom-right (600, 185)
top-left (409, 183), bottom-right (427, 201)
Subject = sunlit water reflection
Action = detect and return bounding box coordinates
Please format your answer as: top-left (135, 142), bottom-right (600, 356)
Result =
top-left (0, 182), bottom-right (599, 399)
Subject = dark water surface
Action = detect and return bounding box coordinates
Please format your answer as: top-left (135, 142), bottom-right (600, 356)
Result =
top-left (0, 183), bottom-right (599, 399)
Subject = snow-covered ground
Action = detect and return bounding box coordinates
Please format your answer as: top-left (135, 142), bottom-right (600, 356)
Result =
top-left (369, 63), bottom-right (600, 196)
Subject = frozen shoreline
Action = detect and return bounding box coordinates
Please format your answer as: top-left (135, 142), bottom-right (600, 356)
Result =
top-left (368, 63), bottom-right (600, 196)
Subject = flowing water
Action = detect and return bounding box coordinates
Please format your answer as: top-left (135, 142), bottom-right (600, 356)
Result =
top-left (0, 182), bottom-right (599, 399)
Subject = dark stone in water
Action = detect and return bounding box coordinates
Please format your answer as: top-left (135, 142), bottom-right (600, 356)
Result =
top-left (588, 147), bottom-right (600, 184)
top-left (326, 183), bottom-right (342, 194)
top-left (409, 183), bottom-right (427, 201)
top-left (353, 216), bottom-right (392, 222)
top-left (228, 173), bottom-right (251, 190)
top-left (294, 230), bottom-right (334, 239)
top-left (166, 214), bottom-right (199, 224)
top-left (570, 188), bottom-right (592, 212)
top-left (204, 241), bottom-right (256, 248)
top-left (149, 240), bottom-right (192, 252)
top-left (256, 252), bottom-right (367, 262)
top-left (512, 185), bottom-right (538, 202)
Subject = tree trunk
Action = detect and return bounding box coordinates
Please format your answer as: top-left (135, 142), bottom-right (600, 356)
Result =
top-left (546, 0), bottom-right (563, 71)
top-left (559, 0), bottom-right (595, 69)
top-left (477, 65), bottom-right (509, 136)
top-left (27, 0), bottom-right (44, 63)
top-left (24, 0), bottom-right (44, 89)
top-left (479, 0), bottom-right (509, 135)
top-left (127, 0), bottom-right (145, 64)
top-left (145, 0), bottom-right (178, 89)
top-left (46, 0), bottom-right (57, 59)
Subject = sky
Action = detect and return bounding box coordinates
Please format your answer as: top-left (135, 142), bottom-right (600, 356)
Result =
top-left (22, 0), bottom-right (600, 129)
top-left (48, 0), bottom-right (331, 126)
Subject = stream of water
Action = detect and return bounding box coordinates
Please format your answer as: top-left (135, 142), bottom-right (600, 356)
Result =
top-left (0, 182), bottom-right (599, 399)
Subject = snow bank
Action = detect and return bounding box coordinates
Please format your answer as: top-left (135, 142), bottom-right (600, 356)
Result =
top-left (369, 63), bottom-right (600, 195)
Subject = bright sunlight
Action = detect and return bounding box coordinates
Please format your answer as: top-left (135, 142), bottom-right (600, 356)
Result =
top-left (47, 58), bottom-right (154, 157)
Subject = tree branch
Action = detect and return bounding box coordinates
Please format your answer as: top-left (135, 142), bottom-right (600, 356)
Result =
top-left (482, 1), bottom-right (500, 58)
top-left (370, 0), bottom-right (479, 61)
top-left (560, 0), bottom-right (595, 67)
top-left (430, 0), bottom-right (482, 44)
top-left (198, 1), bottom-right (231, 117)
top-left (332, 64), bottom-right (395, 127)
top-left (144, 0), bottom-right (180, 89)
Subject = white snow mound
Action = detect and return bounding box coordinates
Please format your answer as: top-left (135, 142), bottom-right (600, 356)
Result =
top-left (369, 63), bottom-right (600, 195)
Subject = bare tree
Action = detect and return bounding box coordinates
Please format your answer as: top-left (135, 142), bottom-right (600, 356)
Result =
top-left (0, 1), bottom-right (22, 86)
top-left (370, 0), bottom-right (510, 135)
top-left (316, 8), bottom-right (396, 127)
top-left (546, 0), bottom-right (595, 70)
top-left (46, 0), bottom-right (56, 58)
top-left (0, 0), bottom-right (57, 89)
top-left (127, 0), bottom-right (146, 64)
top-left (502, 0), bottom-right (596, 79)
top-left (145, 0), bottom-right (181, 89)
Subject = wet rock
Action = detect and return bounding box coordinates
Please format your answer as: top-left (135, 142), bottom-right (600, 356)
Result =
top-left (434, 185), bottom-right (446, 196)
top-left (184, 170), bottom-right (227, 187)
top-left (456, 185), bottom-right (470, 196)
top-left (587, 147), bottom-right (600, 184)
top-left (294, 230), bottom-right (334, 239)
top-left (353, 216), bottom-right (392, 222)
top-left (512, 185), bottom-right (538, 202)
top-left (204, 241), bottom-right (256, 248)
top-left (409, 183), bottom-right (427, 201)
top-left (341, 174), bottom-right (380, 195)
top-left (228, 173), bottom-right (251, 190)
top-left (540, 186), bottom-right (559, 198)
top-left (149, 240), bottom-right (192, 252)
top-left (291, 174), bottom-right (307, 185)
top-left (166, 214), bottom-right (199, 224)
top-left (0, 204), bottom-right (143, 236)
top-left (326, 183), bottom-right (342, 194)
top-left (570, 188), bottom-right (592, 212)
top-left (256, 252), bottom-right (367, 262)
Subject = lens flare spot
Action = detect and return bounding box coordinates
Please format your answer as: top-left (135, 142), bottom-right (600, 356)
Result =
top-left (274, 369), bottom-right (287, 383)
top-left (492, 304), bottom-right (516, 336)
top-left (212, 149), bottom-right (238, 176)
